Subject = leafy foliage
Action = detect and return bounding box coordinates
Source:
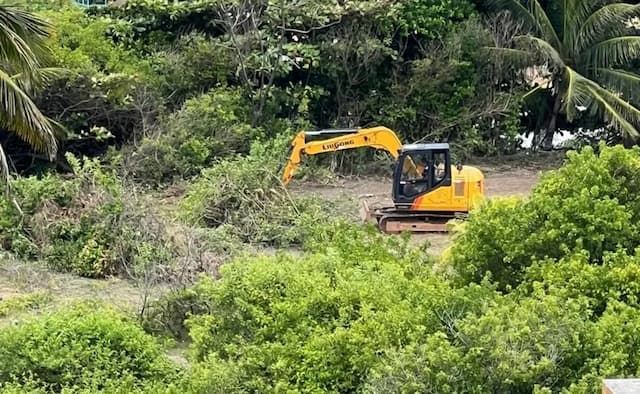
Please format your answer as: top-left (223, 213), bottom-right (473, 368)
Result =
top-left (486, 0), bottom-right (640, 145)
top-left (128, 88), bottom-right (257, 185)
top-left (148, 33), bottom-right (232, 108)
top-left (7, 0), bottom-right (535, 174)
top-left (184, 227), bottom-right (496, 393)
top-left (450, 144), bottom-right (640, 290)
top-left (365, 292), bottom-right (589, 393)
top-left (376, 17), bottom-right (524, 158)
top-left (179, 135), bottom-right (336, 246)
top-left (7, 2), bottom-right (640, 394)
top-left (0, 5), bottom-right (59, 181)
top-left (0, 304), bottom-right (178, 393)
top-left (0, 154), bottom-right (177, 278)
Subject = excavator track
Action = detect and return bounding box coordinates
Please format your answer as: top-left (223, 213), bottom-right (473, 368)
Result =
top-left (367, 205), bottom-right (467, 234)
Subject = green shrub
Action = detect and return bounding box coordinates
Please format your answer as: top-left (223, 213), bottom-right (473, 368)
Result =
top-left (30, 155), bottom-right (126, 278)
top-left (44, 8), bottom-right (151, 76)
top-left (130, 88), bottom-right (258, 185)
top-left (522, 247), bottom-right (640, 315)
top-left (448, 196), bottom-right (533, 289)
top-left (0, 154), bottom-right (175, 279)
top-left (179, 134), bottom-right (337, 246)
top-left (0, 292), bottom-right (50, 318)
top-left (366, 293), bottom-right (589, 393)
top-left (564, 301), bottom-right (640, 392)
top-left (0, 173), bottom-right (77, 257)
top-left (183, 228), bottom-right (496, 392)
top-left (363, 333), bottom-right (467, 394)
top-left (150, 33), bottom-right (232, 107)
top-left (450, 144), bottom-right (640, 290)
top-left (141, 287), bottom-right (211, 341)
top-left (0, 304), bottom-right (178, 392)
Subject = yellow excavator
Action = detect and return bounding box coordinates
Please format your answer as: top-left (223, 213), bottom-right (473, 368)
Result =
top-left (281, 126), bottom-right (485, 233)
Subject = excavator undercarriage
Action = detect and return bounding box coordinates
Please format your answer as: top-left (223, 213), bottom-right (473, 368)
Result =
top-left (360, 200), bottom-right (465, 233)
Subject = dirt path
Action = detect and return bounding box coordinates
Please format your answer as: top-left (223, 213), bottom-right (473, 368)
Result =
top-left (293, 166), bottom-right (541, 203)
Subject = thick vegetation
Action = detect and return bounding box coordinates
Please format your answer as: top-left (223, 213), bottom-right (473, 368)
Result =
top-left (0, 304), bottom-right (180, 393)
top-left (2, 1), bottom-right (640, 393)
top-left (170, 145), bottom-right (640, 393)
top-left (19, 144), bottom-right (637, 393)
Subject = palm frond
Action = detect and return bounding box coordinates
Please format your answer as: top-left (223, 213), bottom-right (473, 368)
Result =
top-left (12, 67), bottom-right (70, 96)
top-left (575, 3), bottom-right (640, 55)
top-left (483, 46), bottom-right (535, 67)
top-left (571, 0), bottom-right (619, 32)
top-left (48, 118), bottom-right (68, 141)
top-left (0, 144), bottom-right (10, 193)
top-left (585, 82), bottom-right (640, 138)
top-left (562, 66), bottom-right (594, 120)
top-left (561, 66), bottom-right (640, 139)
top-left (0, 69), bottom-right (57, 158)
top-left (593, 67), bottom-right (640, 101)
top-left (0, 7), bottom-right (52, 81)
top-left (485, 0), bottom-right (561, 50)
top-left (582, 36), bottom-right (640, 69)
top-left (524, 0), bottom-right (563, 50)
top-left (523, 84), bottom-right (547, 99)
top-left (514, 35), bottom-right (565, 68)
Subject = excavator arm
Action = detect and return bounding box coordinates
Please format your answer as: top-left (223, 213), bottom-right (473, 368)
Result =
top-left (281, 126), bottom-right (416, 185)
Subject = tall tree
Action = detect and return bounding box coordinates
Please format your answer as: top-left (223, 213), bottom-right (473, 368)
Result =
top-left (487, 0), bottom-right (640, 149)
top-left (0, 6), bottom-right (57, 182)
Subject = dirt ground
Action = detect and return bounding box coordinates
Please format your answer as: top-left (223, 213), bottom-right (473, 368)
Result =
top-left (292, 166), bottom-right (542, 205)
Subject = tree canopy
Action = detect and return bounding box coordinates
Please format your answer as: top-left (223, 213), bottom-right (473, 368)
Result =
top-left (0, 6), bottom-right (58, 182)
top-left (487, 0), bottom-right (640, 147)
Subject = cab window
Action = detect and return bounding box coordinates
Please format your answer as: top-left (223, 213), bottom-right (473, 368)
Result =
top-left (401, 153), bottom-right (428, 181)
top-left (433, 151), bottom-right (446, 184)
top-left (399, 152), bottom-right (429, 198)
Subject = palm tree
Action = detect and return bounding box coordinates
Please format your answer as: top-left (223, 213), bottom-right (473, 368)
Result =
top-left (0, 6), bottom-right (58, 183)
top-left (487, 0), bottom-right (640, 149)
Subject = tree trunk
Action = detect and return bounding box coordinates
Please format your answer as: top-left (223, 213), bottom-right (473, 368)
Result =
top-left (542, 93), bottom-right (562, 151)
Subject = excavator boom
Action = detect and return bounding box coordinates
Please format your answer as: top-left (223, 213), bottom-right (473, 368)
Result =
top-left (282, 126), bottom-right (404, 185)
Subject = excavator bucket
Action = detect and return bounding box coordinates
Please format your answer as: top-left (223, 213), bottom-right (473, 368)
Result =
top-left (359, 199), bottom-right (376, 223)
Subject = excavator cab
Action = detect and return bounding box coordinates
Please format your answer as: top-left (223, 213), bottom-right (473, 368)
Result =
top-left (393, 144), bottom-right (451, 208)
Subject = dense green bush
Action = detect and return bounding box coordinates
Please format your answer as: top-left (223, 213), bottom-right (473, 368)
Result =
top-left (0, 304), bottom-right (178, 393)
top-left (130, 88), bottom-right (257, 185)
top-left (183, 226), bottom-right (495, 393)
top-left (0, 172), bottom-right (77, 257)
top-left (365, 292), bottom-right (589, 393)
top-left (522, 247), bottom-right (640, 317)
top-left (150, 33), bottom-right (232, 108)
top-left (35, 156), bottom-right (127, 277)
top-left (179, 135), bottom-right (339, 246)
top-left (375, 16), bottom-right (524, 157)
top-left (131, 217), bottom-right (640, 393)
top-left (44, 8), bottom-right (149, 76)
top-left (450, 144), bottom-right (640, 290)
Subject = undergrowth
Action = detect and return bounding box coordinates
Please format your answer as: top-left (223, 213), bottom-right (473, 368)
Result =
top-left (179, 136), bottom-right (342, 247)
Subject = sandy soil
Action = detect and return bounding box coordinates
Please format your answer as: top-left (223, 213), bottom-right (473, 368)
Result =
top-left (292, 166), bottom-right (542, 203)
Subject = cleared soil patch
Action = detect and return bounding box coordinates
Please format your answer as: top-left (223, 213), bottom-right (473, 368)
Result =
top-left (292, 166), bottom-right (542, 206)
top-left (0, 255), bottom-right (150, 325)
